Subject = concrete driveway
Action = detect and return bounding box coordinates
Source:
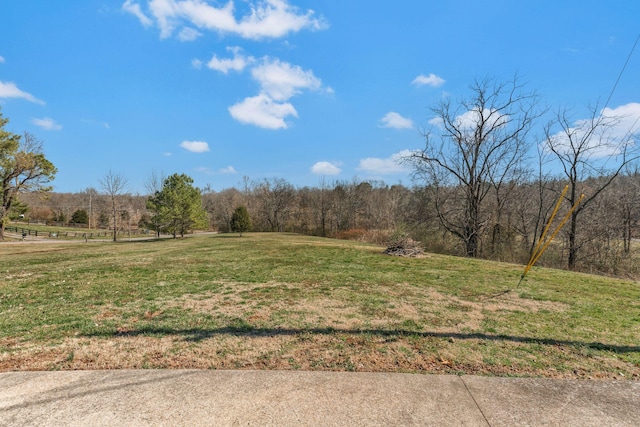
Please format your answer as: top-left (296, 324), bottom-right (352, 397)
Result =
top-left (1, 370), bottom-right (638, 426)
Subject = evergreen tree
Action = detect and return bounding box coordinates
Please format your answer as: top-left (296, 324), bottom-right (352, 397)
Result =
top-left (231, 205), bottom-right (252, 237)
top-left (147, 173), bottom-right (208, 238)
top-left (8, 200), bottom-right (29, 220)
top-left (71, 209), bottom-right (89, 224)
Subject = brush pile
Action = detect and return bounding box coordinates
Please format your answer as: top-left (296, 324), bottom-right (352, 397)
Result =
top-left (383, 236), bottom-right (424, 257)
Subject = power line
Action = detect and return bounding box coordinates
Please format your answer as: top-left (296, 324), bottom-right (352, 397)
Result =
top-left (596, 31), bottom-right (640, 172)
top-left (602, 32), bottom-right (640, 112)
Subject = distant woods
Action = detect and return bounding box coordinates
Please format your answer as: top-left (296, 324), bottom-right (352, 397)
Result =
top-left (8, 77), bottom-right (640, 277)
top-left (16, 171), bottom-right (640, 277)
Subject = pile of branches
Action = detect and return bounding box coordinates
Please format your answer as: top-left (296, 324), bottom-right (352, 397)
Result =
top-left (383, 236), bottom-right (424, 257)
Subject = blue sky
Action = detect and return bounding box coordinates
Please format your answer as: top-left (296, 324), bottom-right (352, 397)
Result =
top-left (1, 1), bottom-right (639, 194)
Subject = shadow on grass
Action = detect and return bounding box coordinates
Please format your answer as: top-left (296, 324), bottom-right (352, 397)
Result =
top-left (81, 326), bottom-right (639, 354)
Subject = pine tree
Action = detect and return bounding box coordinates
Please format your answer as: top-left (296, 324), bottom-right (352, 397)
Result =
top-left (147, 173), bottom-right (208, 238)
top-left (71, 209), bottom-right (89, 225)
top-left (230, 206), bottom-right (252, 237)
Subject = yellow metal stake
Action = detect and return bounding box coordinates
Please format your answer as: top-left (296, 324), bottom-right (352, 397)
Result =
top-left (518, 187), bottom-right (584, 288)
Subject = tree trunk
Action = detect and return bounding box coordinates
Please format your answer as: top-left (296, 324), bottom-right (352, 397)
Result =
top-left (568, 211), bottom-right (578, 269)
top-left (622, 204), bottom-right (631, 254)
top-left (465, 194), bottom-right (480, 257)
top-left (112, 205), bottom-right (117, 242)
top-left (465, 229), bottom-right (478, 257)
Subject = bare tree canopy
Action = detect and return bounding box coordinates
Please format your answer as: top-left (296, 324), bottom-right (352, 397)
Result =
top-left (544, 104), bottom-right (640, 268)
top-left (407, 76), bottom-right (542, 257)
top-left (99, 169), bottom-right (128, 242)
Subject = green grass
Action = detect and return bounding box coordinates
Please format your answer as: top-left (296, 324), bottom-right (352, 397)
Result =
top-left (0, 232), bottom-right (638, 378)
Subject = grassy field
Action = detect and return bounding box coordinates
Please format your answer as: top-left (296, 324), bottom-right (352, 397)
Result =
top-left (1, 233), bottom-right (638, 378)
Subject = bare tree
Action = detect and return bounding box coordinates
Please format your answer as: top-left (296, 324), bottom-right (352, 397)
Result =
top-left (145, 170), bottom-right (166, 195)
top-left (330, 181), bottom-right (353, 232)
top-left (408, 76), bottom-right (541, 257)
top-left (544, 105), bottom-right (640, 268)
top-left (143, 170), bottom-right (166, 237)
top-left (311, 177), bottom-right (331, 236)
top-left (507, 142), bottom-right (564, 265)
top-left (81, 187), bottom-right (100, 230)
top-left (205, 187), bottom-right (246, 233)
top-left (99, 169), bottom-right (128, 242)
top-left (618, 167), bottom-right (640, 254)
top-left (255, 178), bottom-right (295, 232)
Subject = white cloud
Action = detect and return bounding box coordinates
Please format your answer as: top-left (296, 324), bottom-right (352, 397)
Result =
top-left (358, 150), bottom-right (414, 175)
top-left (0, 56), bottom-right (5, 63)
top-left (202, 50), bottom-right (324, 129)
top-left (123, 0), bottom-right (326, 40)
top-left (379, 112), bottom-right (413, 129)
top-left (219, 165), bottom-right (237, 174)
top-left (412, 73), bottom-right (445, 87)
top-left (545, 103), bottom-right (640, 159)
top-left (122, 0), bottom-right (153, 27)
top-left (81, 119), bottom-right (110, 129)
top-left (180, 140), bottom-right (210, 153)
top-left (196, 165), bottom-right (237, 175)
top-left (0, 81), bottom-right (45, 104)
top-left (251, 57), bottom-right (321, 101)
top-left (191, 58), bottom-right (203, 69)
top-left (145, 0), bottom-right (180, 38)
top-left (163, 151), bottom-right (173, 156)
top-left (456, 108), bottom-right (508, 130)
top-left (428, 117), bottom-right (443, 126)
top-left (178, 26), bottom-right (202, 41)
top-left (207, 46), bottom-right (254, 74)
top-left (233, 0), bottom-right (327, 39)
top-left (603, 103), bottom-right (640, 136)
top-left (428, 108), bottom-right (508, 131)
top-left (32, 117), bottom-right (62, 131)
top-left (195, 166), bottom-right (215, 175)
top-left (223, 56), bottom-right (323, 129)
top-left (229, 93), bottom-right (297, 129)
top-left (311, 161), bottom-right (341, 175)
top-left (225, 57), bottom-right (321, 128)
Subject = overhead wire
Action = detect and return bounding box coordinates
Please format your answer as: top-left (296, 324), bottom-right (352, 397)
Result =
top-left (594, 31), bottom-right (640, 172)
top-left (602, 32), bottom-right (640, 113)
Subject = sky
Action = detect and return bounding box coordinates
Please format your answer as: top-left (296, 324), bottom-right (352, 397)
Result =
top-left (1, 0), bottom-right (639, 194)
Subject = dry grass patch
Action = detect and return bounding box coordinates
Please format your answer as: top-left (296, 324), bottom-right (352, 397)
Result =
top-left (2, 332), bottom-right (637, 380)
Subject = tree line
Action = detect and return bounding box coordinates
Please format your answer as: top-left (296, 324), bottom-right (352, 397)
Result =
top-left (16, 168), bottom-right (638, 277)
top-left (3, 77), bottom-right (639, 278)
